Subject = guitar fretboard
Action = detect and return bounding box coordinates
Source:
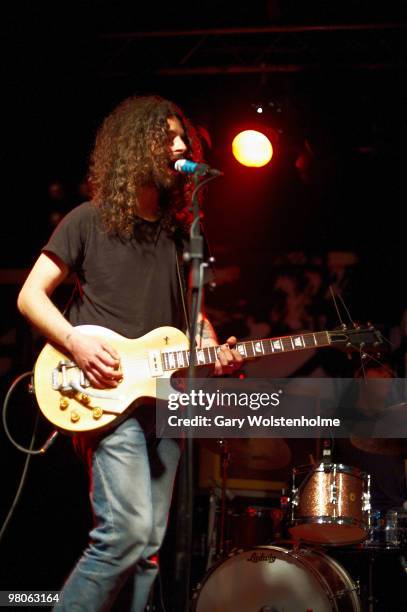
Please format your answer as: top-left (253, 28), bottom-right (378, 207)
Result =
top-left (161, 331), bottom-right (330, 371)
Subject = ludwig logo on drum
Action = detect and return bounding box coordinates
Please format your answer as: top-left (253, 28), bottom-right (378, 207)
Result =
top-left (247, 552), bottom-right (276, 564)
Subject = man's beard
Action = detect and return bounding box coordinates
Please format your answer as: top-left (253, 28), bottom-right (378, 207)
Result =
top-left (151, 158), bottom-right (185, 191)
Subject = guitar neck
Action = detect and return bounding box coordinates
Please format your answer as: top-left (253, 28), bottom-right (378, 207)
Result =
top-left (161, 331), bottom-right (331, 371)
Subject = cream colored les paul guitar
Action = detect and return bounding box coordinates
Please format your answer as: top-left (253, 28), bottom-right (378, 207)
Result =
top-left (33, 324), bottom-right (382, 434)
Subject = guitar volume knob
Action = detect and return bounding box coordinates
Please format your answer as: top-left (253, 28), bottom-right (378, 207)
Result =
top-left (59, 397), bottom-right (69, 410)
top-left (93, 407), bottom-right (103, 420)
top-left (70, 410), bottom-right (80, 423)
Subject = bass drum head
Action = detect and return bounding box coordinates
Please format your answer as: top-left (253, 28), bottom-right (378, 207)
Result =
top-left (192, 545), bottom-right (360, 612)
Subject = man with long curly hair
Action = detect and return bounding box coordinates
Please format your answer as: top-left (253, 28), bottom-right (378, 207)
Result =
top-left (17, 95), bottom-right (242, 611)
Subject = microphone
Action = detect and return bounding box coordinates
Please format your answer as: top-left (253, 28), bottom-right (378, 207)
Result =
top-left (174, 159), bottom-right (223, 177)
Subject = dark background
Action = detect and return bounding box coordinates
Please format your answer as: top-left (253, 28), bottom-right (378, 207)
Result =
top-left (2, 3), bottom-right (407, 321)
top-left (1, 2), bottom-right (407, 610)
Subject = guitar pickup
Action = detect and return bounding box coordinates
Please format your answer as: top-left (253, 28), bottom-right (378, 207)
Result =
top-left (148, 350), bottom-right (163, 377)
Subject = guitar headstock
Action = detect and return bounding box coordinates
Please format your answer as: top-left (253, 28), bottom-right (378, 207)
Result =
top-left (328, 324), bottom-right (384, 352)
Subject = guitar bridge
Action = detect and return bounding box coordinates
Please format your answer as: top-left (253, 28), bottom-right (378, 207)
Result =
top-left (52, 360), bottom-right (90, 392)
top-left (52, 360), bottom-right (123, 403)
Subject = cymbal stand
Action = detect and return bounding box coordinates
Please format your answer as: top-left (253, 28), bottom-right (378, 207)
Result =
top-left (366, 550), bottom-right (378, 612)
top-left (206, 491), bottom-right (218, 570)
top-left (218, 439), bottom-right (231, 557)
top-left (205, 439), bottom-right (231, 569)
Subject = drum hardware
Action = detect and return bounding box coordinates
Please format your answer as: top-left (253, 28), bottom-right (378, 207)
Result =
top-left (365, 508), bottom-right (407, 549)
top-left (196, 430), bottom-right (406, 611)
top-left (202, 440), bottom-right (232, 565)
top-left (330, 485), bottom-right (338, 504)
top-left (325, 502), bottom-right (407, 612)
top-left (199, 436), bottom-right (292, 560)
top-left (218, 439), bottom-right (230, 558)
top-left (363, 490), bottom-right (371, 514)
top-left (194, 459), bottom-right (407, 609)
top-left (385, 510), bottom-right (398, 547)
top-left (205, 492), bottom-right (218, 570)
top-left (367, 553), bottom-right (376, 612)
top-left (290, 486), bottom-right (299, 509)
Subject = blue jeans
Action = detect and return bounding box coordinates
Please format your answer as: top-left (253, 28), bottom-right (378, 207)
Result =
top-left (55, 417), bottom-right (181, 612)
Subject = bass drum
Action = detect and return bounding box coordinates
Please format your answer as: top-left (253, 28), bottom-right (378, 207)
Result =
top-left (192, 545), bottom-right (360, 612)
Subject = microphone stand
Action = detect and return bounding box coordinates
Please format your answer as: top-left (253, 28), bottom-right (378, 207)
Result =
top-left (174, 170), bottom-right (221, 612)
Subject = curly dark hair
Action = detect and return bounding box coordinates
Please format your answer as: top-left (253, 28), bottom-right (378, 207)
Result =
top-left (89, 95), bottom-right (202, 237)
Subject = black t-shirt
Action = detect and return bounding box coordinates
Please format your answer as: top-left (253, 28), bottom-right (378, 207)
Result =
top-left (43, 202), bottom-right (185, 338)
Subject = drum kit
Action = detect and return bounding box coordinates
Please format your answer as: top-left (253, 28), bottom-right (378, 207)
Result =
top-left (192, 437), bottom-right (407, 611)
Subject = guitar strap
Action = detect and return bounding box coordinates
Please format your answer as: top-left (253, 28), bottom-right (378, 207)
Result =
top-left (61, 274), bottom-right (82, 317)
top-left (174, 226), bottom-right (215, 340)
top-left (175, 240), bottom-right (190, 333)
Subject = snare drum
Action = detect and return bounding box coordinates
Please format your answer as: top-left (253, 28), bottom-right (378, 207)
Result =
top-left (192, 544), bottom-right (360, 611)
top-left (289, 463), bottom-right (370, 546)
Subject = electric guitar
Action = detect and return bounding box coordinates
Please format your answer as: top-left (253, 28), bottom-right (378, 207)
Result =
top-left (33, 324), bottom-right (383, 434)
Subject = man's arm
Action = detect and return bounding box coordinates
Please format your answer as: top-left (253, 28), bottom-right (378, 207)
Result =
top-left (196, 313), bottom-right (218, 345)
top-left (17, 252), bottom-right (122, 389)
top-left (196, 312), bottom-right (243, 375)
